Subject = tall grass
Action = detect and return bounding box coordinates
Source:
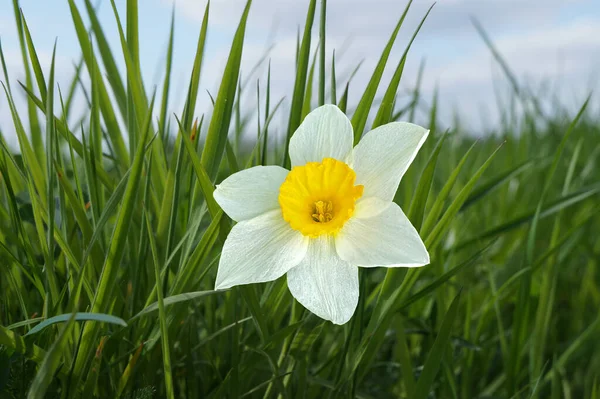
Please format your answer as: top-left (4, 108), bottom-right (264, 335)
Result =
top-left (1, 0), bottom-right (599, 398)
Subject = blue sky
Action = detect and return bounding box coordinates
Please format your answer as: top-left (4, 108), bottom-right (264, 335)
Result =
top-left (1, 0), bottom-right (599, 147)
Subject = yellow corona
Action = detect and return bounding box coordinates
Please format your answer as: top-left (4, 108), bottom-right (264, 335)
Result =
top-left (278, 158), bottom-right (364, 237)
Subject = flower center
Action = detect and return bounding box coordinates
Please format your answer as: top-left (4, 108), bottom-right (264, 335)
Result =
top-left (279, 158), bottom-right (364, 237)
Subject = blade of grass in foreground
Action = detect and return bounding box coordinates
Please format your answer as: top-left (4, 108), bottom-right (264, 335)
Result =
top-left (318, 0), bottom-right (327, 107)
top-left (110, 0), bottom-right (169, 194)
top-left (11, 0), bottom-right (43, 164)
top-left (371, 2), bottom-right (433, 129)
top-left (201, 0), bottom-right (252, 181)
top-left (531, 139), bottom-right (582, 394)
top-left (283, 0), bottom-right (317, 168)
top-left (144, 207), bottom-right (174, 399)
top-left (351, 0), bottom-right (414, 143)
top-left (83, 0), bottom-right (127, 116)
top-left (407, 130), bottom-right (447, 231)
top-left (26, 313), bottom-right (76, 399)
top-left (158, 5), bottom-right (176, 141)
top-left (421, 141), bottom-right (478, 238)
top-left (67, 0), bottom-right (130, 168)
top-left (346, 144), bottom-right (502, 387)
top-left (507, 96), bottom-right (590, 396)
top-left (71, 94), bottom-right (156, 382)
top-left (412, 291), bottom-right (462, 399)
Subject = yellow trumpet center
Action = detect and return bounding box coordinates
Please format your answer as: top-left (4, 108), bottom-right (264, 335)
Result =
top-left (278, 158), bottom-right (364, 237)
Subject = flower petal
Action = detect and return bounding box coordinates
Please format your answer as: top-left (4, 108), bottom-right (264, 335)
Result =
top-left (352, 122), bottom-right (429, 201)
top-left (287, 236), bottom-right (359, 325)
top-left (354, 196), bottom-right (391, 219)
top-left (213, 165), bottom-right (289, 222)
top-left (289, 104), bottom-right (354, 167)
top-left (215, 210), bottom-right (308, 289)
top-left (336, 202), bottom-right (429, 267)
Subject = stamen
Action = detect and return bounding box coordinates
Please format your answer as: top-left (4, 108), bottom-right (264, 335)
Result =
top-left (312, 200), bottom-right (333, 223)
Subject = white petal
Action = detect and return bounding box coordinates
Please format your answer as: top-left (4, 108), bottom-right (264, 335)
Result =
top-left (287, 236), bottom-right (359, 325)
top-left (336, 202), bottom-right (429, 267)
top-left (352, 122), bottom-right (429, 201)
top-left (289, 104), bottom-right (354, 167)
top-left (354, 196), bottom-right (391, 219)
top-left (213, 165), bottom-right (289, 222)
top-left (215, 210), bottom-right (308, 289)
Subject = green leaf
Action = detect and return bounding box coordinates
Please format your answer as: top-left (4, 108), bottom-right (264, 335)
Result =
top-left (421, 140), bottom-right (477, 238)
top-left (425, 144), bottom-right (503, 249)
top-left (318, 0), bottom-right (327, 107)
top-left (399, 243), bottom-right (491, 311)
top-left (201, 0), bottom-right (252, 181)
top-left (451, 183), bottom-right (600, 251)
top-left (26, 313), bottom-right (77, 399)
top-left (20, 11), bottom-right (47, 104)
top-left (407, 130), bottom-right (447, 231)
top-left (460, 157), bottom-right (540, 211)
top-left (412, 291), bottom-right (462, 399)
top-left (67, 0), bottom-right (130, 167)
top-left (371, 2), bottom-right (433, 129)
top-left (83, 0), bottom-right (128, 114)
top-left (144, 207), bottom-right (174, 399)
top-left (179, 117), bottom-right (220, 219)
top-left (72, 93), bottom-right (156, 377)
top-left (283, 0), bottom-right (317, 168)
top-left (351, 0), bottom-right (414, 143)
top-left (158, 4), bottom-right (176, 140)
top-left (131, 291), bottom-right (222, 321)
top-left (11, 0), bottom-right (43, 164)
top-left (24, 313), bottom-right (127, 336)
top-left (301, 45), bottom-right (319, 120)
top-left (180, 1), bottom-right (210, 132)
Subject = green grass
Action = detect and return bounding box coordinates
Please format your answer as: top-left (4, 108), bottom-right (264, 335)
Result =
top-left (1, 1), bottom-right (599, 398)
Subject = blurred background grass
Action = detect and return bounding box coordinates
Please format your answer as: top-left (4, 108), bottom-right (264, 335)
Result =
top-left (0, 0), bottom-right (599, 398)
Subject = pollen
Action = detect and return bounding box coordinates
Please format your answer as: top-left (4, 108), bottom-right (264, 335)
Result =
top-left (278, 158), bottom-right (364, 237)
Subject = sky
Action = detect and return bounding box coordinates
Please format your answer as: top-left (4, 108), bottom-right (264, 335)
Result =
top-left (1, 0), bottom-right (599, 148)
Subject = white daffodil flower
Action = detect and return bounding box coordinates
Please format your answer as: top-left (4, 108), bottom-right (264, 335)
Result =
top-left (213, 104), bottom-right (430, 325)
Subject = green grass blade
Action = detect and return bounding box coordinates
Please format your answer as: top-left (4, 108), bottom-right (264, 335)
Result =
top-left (351, 0), bottom-right (413, 143)
top-left (158, 4), bottom-right (176, 140)
top-left (301, 46), bottom-right (319, 119)
top-left (67, 0), bottom-right (129, 167)
top-left (17, 81), bottom-right (118, 189)
top-left (83, 0), bottom-right (127, 114)
top-left (425, 144), bottom-right (503, 249)
top-left (1, 83), bottom-right (47, 206)
top-left (178, 117), bottom-right (220, 218)
top-left (412, 291), bottom-right (462, 399)
top-left (20, 11), bottom-right (47, 104)
top-left (131, 291), bottom-right (221, 321)
top-left (508, 96), bottom-right (590, 394)
top-left (72, 93), bottom-right (156, 376)
top-left (26, 313), bottom-right (76, 399)
top-left (24, 313), bottom-right (127, 336)
top-left (371, 3), bottom-right (433, 129)
top-left (43, 41), bottom-right (60, 307)
top-left (330, 50), bottom-right (337, 104)
top-left (421, 141), bottom-right (478, 238)
top-left (11, 0), bottom-right (43, 164)
top-left (451, 184), bottom-right (600, 251)
top-left (407, 130), bottom-right (447, 230)
top-left (283, 0), bottom-right (317, 168)
top-left (201, 0), bottom-right (252, 180)
top-left (460, 157), bottom-right (540, 211)
top-left (144, 209), bottom-right (174, 399)
top-left (318, 0), bottom-right (326, 106)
